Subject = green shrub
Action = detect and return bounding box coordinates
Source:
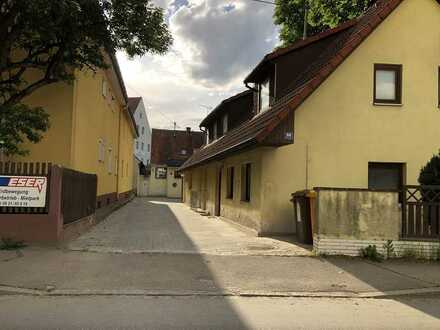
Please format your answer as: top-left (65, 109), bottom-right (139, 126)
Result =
top-left (419, 150), bottom-right (440, 185)
top-left (435, 246), bottom-right (440, 262)
top-left (0, 238), bottom-right (26, 250)
top-left (383, 240), bottom-right (395, 259)
top-left (402, 247), bottom-right (418, 259)
top-left (360, 245), bottom-right (383, 262)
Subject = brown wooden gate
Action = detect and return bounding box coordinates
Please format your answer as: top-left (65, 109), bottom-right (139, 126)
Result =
top-left (61, 168), bottom-right (97, 225)
top-left (402, 185), bottom-right (440, 239)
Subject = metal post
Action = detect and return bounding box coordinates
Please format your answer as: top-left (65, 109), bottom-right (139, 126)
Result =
top-left (303, 1), bottom-right (309, 40)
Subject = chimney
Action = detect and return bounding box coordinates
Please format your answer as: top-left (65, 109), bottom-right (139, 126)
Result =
top-left (186, 127), bottom-right (191, 134)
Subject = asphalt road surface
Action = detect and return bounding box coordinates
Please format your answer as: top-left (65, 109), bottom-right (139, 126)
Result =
top-left (1, 295), bottom-right (440, 329)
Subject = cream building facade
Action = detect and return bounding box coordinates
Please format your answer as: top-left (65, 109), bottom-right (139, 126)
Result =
top-left (181, 0), bottom-right (440, 235)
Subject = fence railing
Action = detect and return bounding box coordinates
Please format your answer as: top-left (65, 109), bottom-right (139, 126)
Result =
top-left (0, 162), bottom-right (51, 214)
top-left (402, 185), bottom-right (440, 240)
top-left (61, 168), bottom-right (97, 225)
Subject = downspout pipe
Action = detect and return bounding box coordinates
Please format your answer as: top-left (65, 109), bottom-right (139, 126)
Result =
top-left (199, 125), bottom-right (208, 145)
top-left (245, 82), bottom-right (258, 92)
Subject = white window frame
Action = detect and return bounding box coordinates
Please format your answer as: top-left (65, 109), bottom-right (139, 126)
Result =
top-left (98, 139), bottom-right (105, 162)
top-left (108, 148), bottom-right (113, 174)
top-left (259, 78), bottom-right (270, 112)
top-left (155, 167), bottom-right (167, 179)
top-left (102, 79), bottom-right (108, 98)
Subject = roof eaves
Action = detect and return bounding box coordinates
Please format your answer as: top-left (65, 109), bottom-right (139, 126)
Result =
top-left (107, 52), bottom-right (139, 136)
top-left (109, 52), bottom-right (129, 103)
top-left (199, 90), bottom-right (252, 127)
top-left (179, 137), bottom-right (257, 171)
top-left (244, 18), bottom-right (358, 84)
top-left (128, 97), bottom-right (142, 114)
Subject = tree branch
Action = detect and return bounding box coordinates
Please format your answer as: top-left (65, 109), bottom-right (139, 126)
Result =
top-left (3, 75), bottom-right (59, 107)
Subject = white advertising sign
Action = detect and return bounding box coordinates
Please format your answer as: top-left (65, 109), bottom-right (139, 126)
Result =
top-left (0, 176), bottom-right (48, 208)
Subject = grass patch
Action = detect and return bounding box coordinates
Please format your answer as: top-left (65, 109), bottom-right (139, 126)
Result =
top-left (360, 245), bottom-right (383, 262)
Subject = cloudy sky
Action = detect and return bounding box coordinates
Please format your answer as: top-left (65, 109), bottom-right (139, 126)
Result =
top-left (117, 0), bottom-right (279, 130)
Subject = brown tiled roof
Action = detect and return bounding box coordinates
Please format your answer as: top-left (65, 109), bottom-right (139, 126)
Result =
top-left (244, 18), bottom-right (358, 84)
top-left (128, 97), bottom-right (142, 114)
top-left (151, 128), bottom-right (205, 167)
top-left (180, 0), bottom-right (405, 171)
top-left (200, 90), bottom-right (252, 127)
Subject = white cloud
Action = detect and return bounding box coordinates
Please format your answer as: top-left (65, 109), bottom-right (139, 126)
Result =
top-left (119, 0), bottom-right (278, 130)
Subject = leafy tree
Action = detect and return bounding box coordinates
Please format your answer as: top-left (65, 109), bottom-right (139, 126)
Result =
top-left (274, 0), bottom-right (376, 45)
top-left (419, 151), bottom-right (440, 186)
top-left (0, 0), bottom-right (172, 156)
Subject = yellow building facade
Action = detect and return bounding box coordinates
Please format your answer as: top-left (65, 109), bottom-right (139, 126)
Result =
top-left (182, 0), bottom-right (440, 235)
top-left (9, 56), bottom-right (137, 206)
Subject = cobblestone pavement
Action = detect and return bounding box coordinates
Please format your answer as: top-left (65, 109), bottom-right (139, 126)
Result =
top-left (68, 198), bottom-right (312, 256)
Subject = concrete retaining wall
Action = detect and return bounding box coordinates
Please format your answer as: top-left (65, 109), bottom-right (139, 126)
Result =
top-left (315, 188), bottom-right (401, 241)
top-left (315, 236), bottom-right (440, 259)
top-left (312, 188), bottom-right (440, 259)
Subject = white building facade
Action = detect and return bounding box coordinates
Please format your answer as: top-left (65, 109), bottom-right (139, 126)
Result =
top-left (128, 97), bottom-right (151, 166)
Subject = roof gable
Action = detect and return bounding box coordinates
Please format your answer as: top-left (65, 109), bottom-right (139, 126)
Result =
top-left (180, 0), bottom-right (419, 171)
top-left (151, 129), bottom-right (205, 167)
top-left (128, 97), bottom-right (142, 114)
top-left (244, 18), bottom-right (357, 84)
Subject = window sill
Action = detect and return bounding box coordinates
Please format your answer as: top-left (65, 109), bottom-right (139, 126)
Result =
top-left (373, 102), bottom-right (403, 107)
top-left (253, 107), bottom-right (271, 119)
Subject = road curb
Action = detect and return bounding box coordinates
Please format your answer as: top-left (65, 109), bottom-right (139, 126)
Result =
top-left (1, 285), bottom-right (440, 299)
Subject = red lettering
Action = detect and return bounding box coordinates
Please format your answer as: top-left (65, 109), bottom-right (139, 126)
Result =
top-left (17, 178), bottom-right (27, 187)
top-left (8, 178), bottom-right (18, 187)
top-left (35, 178), bottom-right (46, 192)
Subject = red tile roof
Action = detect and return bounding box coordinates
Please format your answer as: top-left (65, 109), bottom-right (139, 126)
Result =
top-left (180, 0), bottom-right (406, 171)
top-left (151, 128), bottom-right (205, 167)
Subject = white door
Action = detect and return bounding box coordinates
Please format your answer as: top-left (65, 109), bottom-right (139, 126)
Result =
top-left (138, 177), bottom-right (150, 196)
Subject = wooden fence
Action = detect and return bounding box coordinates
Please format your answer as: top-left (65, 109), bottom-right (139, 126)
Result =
top-left (61, 168), bottom-right (97, 225)
top-left (402, 185), bottom-right (440, 240)
top-left (0, 162), bottom-right (51, 214)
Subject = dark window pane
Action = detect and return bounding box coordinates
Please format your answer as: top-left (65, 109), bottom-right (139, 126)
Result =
top-left (226, 167), bottom-right (234, 199)
top-left (241, 163), bottom-right (251, 202)
top-left (368, 163), bottom-right (403, 190)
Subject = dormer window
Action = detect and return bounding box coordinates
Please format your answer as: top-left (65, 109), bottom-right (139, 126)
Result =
top-left (259, 78), bottom-right (270, 112)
